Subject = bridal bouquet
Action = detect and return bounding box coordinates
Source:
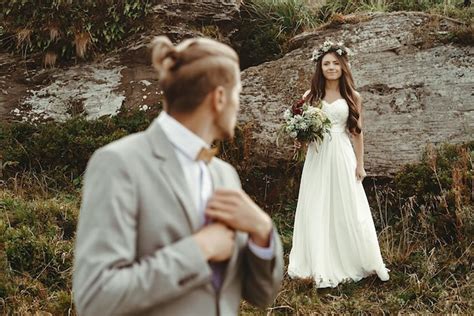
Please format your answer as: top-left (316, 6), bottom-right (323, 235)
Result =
top-left (279, 98), bottom-right (332, 161)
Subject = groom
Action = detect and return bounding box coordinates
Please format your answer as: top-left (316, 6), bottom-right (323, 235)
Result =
top-left (72, 36), bottom-right (284, 316)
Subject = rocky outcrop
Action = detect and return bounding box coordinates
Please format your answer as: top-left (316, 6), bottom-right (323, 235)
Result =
top-left (1, 10), bottom-right (472, 176)
top-left (0, 0), bottom-right (241, 122)
top-left (154, 0), bottom-right (241, 28)
top-left (239, 12), bottom-right (473, 176)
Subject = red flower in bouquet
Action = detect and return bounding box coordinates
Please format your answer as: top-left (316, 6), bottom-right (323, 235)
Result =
top-left (292, 98), bottom-right (305, 115)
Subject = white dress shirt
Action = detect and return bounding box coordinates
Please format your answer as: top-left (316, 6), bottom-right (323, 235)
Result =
top-left (158, 112), bottom-right (274, 259)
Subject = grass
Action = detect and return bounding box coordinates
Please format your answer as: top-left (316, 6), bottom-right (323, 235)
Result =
top-left (1, 110), bottom-right (472, 313)
top-left (0, 189), bottom-right (78, 315)
top-left (1, 141), bottom-right (472, 314)
top-left (242, 197), bottom-right (472, 314)
top-left (319, 0), bottom-right (473, 21)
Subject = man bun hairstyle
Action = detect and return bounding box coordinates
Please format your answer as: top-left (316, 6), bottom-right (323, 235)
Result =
top-left (151, 36), bottom-right (239, 113)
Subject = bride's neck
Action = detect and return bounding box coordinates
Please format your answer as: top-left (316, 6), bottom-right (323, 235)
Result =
top-left (325, 79), bottom-right (339, 92)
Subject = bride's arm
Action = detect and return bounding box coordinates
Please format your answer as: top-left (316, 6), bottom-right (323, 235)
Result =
top-left (352, 92), bottom-right (366, 181)
top-left (302, 89), bottom-right (311, 100)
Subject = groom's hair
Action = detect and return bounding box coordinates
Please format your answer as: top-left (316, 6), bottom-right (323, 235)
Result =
top-left (151, 36), bottom-right (239, 113)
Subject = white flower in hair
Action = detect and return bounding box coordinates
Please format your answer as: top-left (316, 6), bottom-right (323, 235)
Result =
top-left (311, 39), bottom-right (354, 62)
top-left (311, 50), bottom-right (322, 62)
top-left (322, 40), bottom-right (333, 50)
top-left (324, 40), bottom-right (333, 45)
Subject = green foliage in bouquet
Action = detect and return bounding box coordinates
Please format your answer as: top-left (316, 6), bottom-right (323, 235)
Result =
top-left (278, 98), bottom-right (332, 162)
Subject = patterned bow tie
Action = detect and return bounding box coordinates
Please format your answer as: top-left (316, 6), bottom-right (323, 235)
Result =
top-left (196, 147), bottom-right (219, 164)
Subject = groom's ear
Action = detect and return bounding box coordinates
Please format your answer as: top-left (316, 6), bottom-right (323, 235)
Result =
top-left (211, 86), bottom-right (226, 113)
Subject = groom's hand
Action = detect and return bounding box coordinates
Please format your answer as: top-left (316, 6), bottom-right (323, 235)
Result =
top-left (205, 189), bottom-right (273, 247)
top-left (193, 222), bottom-right (235, 262)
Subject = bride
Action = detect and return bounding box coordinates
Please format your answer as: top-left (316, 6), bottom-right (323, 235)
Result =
top-left (288, 41), bottom-right (389, 288)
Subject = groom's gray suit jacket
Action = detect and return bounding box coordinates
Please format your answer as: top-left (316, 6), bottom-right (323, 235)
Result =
top-left (72, 118), bottom-right (284, 316)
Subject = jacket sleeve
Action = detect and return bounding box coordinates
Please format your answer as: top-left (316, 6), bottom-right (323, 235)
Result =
top-left (226, 164), bottom-right (284, 308)
top-left (242, 228), bottom-right (284, 307)
top-left (72, 148), bottom-right (211, 316)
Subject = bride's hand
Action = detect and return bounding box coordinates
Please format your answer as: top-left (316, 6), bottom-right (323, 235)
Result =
top-left (355, 165), bottom-right (367, 181)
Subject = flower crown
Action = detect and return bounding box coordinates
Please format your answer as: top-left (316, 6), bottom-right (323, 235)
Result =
top-left (311, 40), bottom-right (354, 62)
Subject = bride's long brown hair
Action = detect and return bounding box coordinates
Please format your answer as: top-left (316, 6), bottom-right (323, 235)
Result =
top-left (307, 52), bottom-right (361, 135)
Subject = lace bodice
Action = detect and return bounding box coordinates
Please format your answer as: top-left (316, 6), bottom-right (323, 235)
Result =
top-left (322, 99), bottom-right (349, 133)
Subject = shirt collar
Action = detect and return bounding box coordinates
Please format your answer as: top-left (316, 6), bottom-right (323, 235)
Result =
top-left (157, 111), bottom-right (209, 161)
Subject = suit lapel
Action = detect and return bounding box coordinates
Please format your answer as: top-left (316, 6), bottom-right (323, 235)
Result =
top-left (148, 122), bottom-right (240, 292)
top-left (146, 119), bottom-right (200, 232)
top-left (207, 161), bottom-right (221, 190)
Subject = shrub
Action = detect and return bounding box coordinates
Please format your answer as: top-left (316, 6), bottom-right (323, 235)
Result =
top-left (0, 191), bottom-right (78, 313)
top-left (319, 0), bottom-right (472, 22)
top-left (0, 0), bottom-right (152, 65)
top-left (233, 0), bottom-right (471, 69)
top-left (233, 0), bottom-right (321, 68)
top-left (393, 142), bottom-right (473, 244)
top-left (0, 108), bottom-right (154, 189)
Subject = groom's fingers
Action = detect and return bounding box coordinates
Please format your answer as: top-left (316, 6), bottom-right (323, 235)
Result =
top-left (206, 199), bottom-right (235, 213)
top-left (213, 189), bottom-right (246, 200)
top-left (214, 188), bottom-right (240, 195)
top-left (206, 209), bottom-right (233, 223)
top-left (209, 194), bottom-right (242, 207)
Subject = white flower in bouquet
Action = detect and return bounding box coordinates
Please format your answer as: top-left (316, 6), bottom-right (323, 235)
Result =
top-left (278, 97), bottom-right (332, 161)
top-left (299, 122), bottom-right (309, 130)
top-left (309, 116), bottom-right (320, 129)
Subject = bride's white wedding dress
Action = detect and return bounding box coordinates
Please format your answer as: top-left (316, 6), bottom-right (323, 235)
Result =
top-left (288, 98), bottom-right (389, 288)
